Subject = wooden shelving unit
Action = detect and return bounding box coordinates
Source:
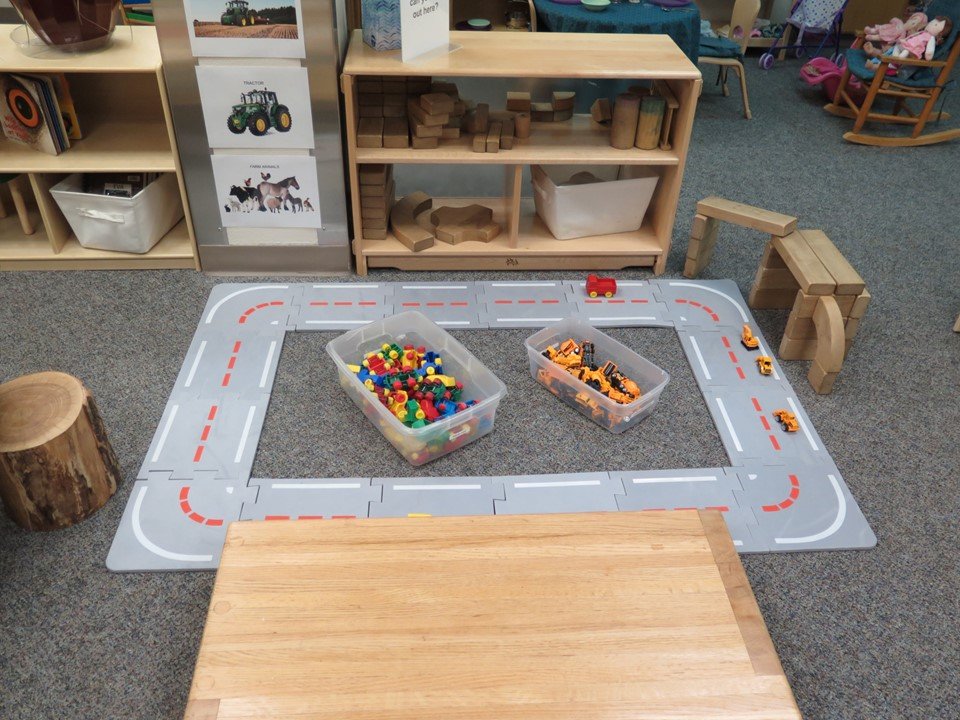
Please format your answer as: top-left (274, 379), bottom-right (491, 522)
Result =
top-left (341, 31), bottom-right (701, 275)
top-left (0, 25), bottom-right (199, 271)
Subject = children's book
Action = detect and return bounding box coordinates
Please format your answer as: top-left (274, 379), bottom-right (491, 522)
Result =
top-left (0, 73), bottom-right (60, 155)
top-left (51, 74), bottom-right (82, 141)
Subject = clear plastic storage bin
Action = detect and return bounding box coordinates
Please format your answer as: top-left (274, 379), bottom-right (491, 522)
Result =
top-left (326, 311), bottom-right (507, 465)
top-left (525, 317), bottom-right (669, 434)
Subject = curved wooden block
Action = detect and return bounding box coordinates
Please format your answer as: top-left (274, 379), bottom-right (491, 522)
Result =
top-left (809, 295), bottom-right (844, 394)
top-left (390, 192), bottom-right (435, 252)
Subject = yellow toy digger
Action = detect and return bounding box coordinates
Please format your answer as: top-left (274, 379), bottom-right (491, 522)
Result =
top-left (741, 324), bottom-right (760, 350)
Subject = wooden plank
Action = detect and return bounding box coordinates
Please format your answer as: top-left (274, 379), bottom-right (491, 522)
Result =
top-left (849, 288), bottom-right (872, 319)
top-left (356, 117), bottom-right (384, 148)
top-left (779, 334), bottom-right (817, 361)
top-left (749, 287), bottom-right (797, 310)
top-left (696, 197), bottom-right (798, 237)
top-left (797, 229), bottom-right (865, 295)
top-left (187, 512), bottom-right (801, 719)
top-left (771, 233), bottom-right (836, 296)
top-left (753, 267), bottom-right (800, 291)
top-left (790, 290), bottom-right (819, 319)
top-left (808, 359), bottom-right (838, 395)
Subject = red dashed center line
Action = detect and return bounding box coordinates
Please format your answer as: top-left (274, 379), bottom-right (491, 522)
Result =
top-left (769, 434), bottom-right (782, 451)
top-left (238, 300), bottom-right (284, 324)
top-left (194, 404), bottom-right (218, 463)
top-left (426, 302), bottom-right (444, 307)
top-left (723, 337), bottom-right (746, 382)
top-left (179, 486), bottom-right (224, 527)
top-left (751, 397), bottom-right (781, 451)
top-left (752, 398), bottom-right (763, 412)
top-left (762, 475), bottom-right (801, 512)
top-left (402, 302), bottom-right (420, 307)
top-left (310, 301), bottom-right (329, 306)
top-left (676, 298), bottom-right (721, 322)
top-left (721, 336), bottom-right (731, 349)
top-left (760, 416), bottom-right (772, 431)
top-left (359, 301), bottom-right (377, 306)
top-left (222, 340), bottom-right (241, 388)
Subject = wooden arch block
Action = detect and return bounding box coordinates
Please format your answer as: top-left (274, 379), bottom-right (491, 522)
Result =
top-left (809, 295), bottom-right (845, 394)
top-left (390, 192), bottom-right (435, 252)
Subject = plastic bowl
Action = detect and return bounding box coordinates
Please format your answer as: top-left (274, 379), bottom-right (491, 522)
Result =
top-left (581, 0), bottom-right (611, 11)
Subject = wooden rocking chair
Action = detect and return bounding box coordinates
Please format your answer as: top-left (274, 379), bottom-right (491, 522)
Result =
top-left (824, 0), bottom-right (960, 147)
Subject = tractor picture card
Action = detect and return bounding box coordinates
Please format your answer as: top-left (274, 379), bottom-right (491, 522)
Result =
top-left (196, 65), bottom-right (315, 149)
top-left (184, 0), bottom-right (305, 58)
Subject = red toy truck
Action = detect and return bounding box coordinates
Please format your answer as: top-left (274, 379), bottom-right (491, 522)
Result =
top-left (585, 274), bottom-right (617, 298)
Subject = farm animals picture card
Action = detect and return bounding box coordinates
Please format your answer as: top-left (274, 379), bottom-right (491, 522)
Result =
top-left (196, 65), bottom-right (315, 149)
top-left (183, 0), bottom-right (306, 58)
top-left (212, 154), bottom-right (322, 229)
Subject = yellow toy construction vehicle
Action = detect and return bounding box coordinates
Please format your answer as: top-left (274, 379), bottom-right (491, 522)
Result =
top-left (741, 324), bottom-right (760, 350)
top-left (756, 355), bottom-right (773, 376)
top-left (773, 409), bottom-right (799, 432)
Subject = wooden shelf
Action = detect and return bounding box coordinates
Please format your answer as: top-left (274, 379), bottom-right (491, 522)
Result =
top-left (0, 24), bottom-right (161, 73)
top-left (0, 219), bottom-right (196, 270)
top-left (357, 115), bottom-right (681, 166)
top-left (0, 118), bottom-right (175, 174)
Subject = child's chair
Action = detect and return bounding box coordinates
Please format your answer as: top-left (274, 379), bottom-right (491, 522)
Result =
top-left (824, 0), bottom-right (960, 146)
top-left (698, 0), bottom-right (761, 119)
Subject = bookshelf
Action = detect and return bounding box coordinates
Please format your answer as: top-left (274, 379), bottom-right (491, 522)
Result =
top-left (341, 30), bottom-right (702, 275)
top-left (0, 24), bottom-right (199, 270)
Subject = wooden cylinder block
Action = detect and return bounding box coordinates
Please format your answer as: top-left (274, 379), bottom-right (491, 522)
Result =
top-left (514, 112), bottom-right (531, 139)
top-left (610, 93), bottom-right (641, 150)
top-left (635, 96), bottom-right (666, 150)
top-left (0, 372), bottom-right (119, 531)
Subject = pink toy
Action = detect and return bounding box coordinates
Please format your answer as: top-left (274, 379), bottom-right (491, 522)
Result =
top-left (865, 16), bottom-right (954, 72)
top-left (800, 57), bottom-right (866, 103)
top-left (863, 12), bottom-right (927, 58)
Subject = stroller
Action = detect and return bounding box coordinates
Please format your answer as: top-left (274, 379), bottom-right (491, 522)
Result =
top-left (759, 0), bottom-right (849, 69)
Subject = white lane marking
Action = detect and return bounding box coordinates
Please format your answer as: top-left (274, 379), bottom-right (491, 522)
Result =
top-left (688, 336), bottom-right (712, 380)
top-left (394, 484), bottom-right (482, 491)
top-left (748, 474), bottom-right (758, 480)
top-left (226, 487), bottom-right (234, 494)
top-left (132, 486), bottom-right (213, 563)
top-left (588, 316), bottom-right (656, 322)
top-left (733, 540), bottom-right (744, 547)
top-left (787, 397), bottom-right (819, 452)
top-left (669, 281), bottom-right (749, 321)
top-left (437, 321), bottom-right (471, 326)
top-left (183, 341), bottom-right (207, 388)
top-left (775, 474), bottom-right (846, 545)
top-left (631, 475), bottom-right (717, 484)
top-left (305, 320), bottom-right (367, 325)
top-left (515, 480), bottom-right (602, 488)
top-left (259, 340), bottom-right (277, 389)
top-left (271, 482), bottom-right (363, 490)
top-left (715, 398), bottom-right (743, 452)
top-left (312, 283), bottom-right (379, 288)
top-left (150, 405), bottom-right (179, 463)
top-left (401, 285), bottom-right (468, 290)
top-left (234, 406), bottom-right (257, 464)
top-left (490, 282), bottom-right (557, 287)
top-left (496, 317), bottom-right (563, 323)
top-left (204, 285), bottom-right (289, 323)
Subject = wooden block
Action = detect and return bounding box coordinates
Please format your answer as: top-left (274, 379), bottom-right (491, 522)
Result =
top-left (383, 105), bottom-right (405, 118)
top-left (779, 334), bottom-right (817, 361)
top-left (357, 118), bottom-right (384, 148)
top-left (797, 229), bottom-right (865, 295)
top-left (383, 92), bottom-right (406, 107)
top-left (420, 92), bottom-right (455, 115)
top-left (785, 314), bottom-right (816, 339)
top-left (412, 119), bottom-right (443, 138)
top-left (380, 80), bottom-right (404, 94)
top-left (407, 99), bottom-right (448, 126)
top-left (514, 112), bottom-right (531, 139)
top-left (690, 213), bottom-right (710, 240)
top-left (382, 117), bottom-right (409, 148)
top-left (551, 91), bottom-right (576, 111)
top-left (446, 115), bottom-right (462, 129)
top-left (610, 93), bottom-right (641, 149)
top-left (812, 296), bottom-right (845, 373)
top-left (361, 227), bottom-right (387, 240)
top-left (441, 126), bottom-right (461, 139)
top-left (682, 256), bottom-right (699, 279)
top-left (553, 108), bottom-right (573, 121)
top-left (430, 204), bottom-right (500, 244)
top-left (531, 102), bottom-right (554, 122)
top-left (359, 93), bottom-right (384, 107)
top-left (390, 192), bottom-right (435, 252)
top-left (849, 289), bottom-right (871, 319)
top-left (753, 267), bottom-right (800, 291)
top-left (590, 98), bottom-right (612, 123)
top-left (696, 197), bottom-right (798, 237)
top-left (406, 78), bottom-right (433, 93)
top-left (485, 121), bottom-right (502, 153)
top-left (653, 80), bottom-right (679, 151)
top-left (357, 79), bottom-right (383, 93)
top-left (635, 95), bottom-right (665, 150)
top-left (500, 118), bottom-right (515, 149)
top-left (361, 204), bottom-right (387, 220)
top-left (772, 232), bottom-right (836, 295)
top-left (362, 216), bottom-right (387, 230)
top-left (808, 360), bottom-right (838, 394)
top-left (835, 294), bottom-right (856, 317)
top-left (790, 290), bottom-right (819, 319)
top-left (844, 316), bottom-right (861, 340)
top-left (431, 81), bottom-right (459, 97)
top-left (506, 91), bottom-right (531, 112)
top-left (760, 241), bottom-right (788, 269)
top-left (465, 103), bottom-right (489, 134)
top-left (411, 135), bottom-right (439, 149)
top-left (359, 164), bottom-right (391, 185)
top-left (359, 104), bottom-right (384, 118)
top-left (748, 287), bottom-right (797, 309)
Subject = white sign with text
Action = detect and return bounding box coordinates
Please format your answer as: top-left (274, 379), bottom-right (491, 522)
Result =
top-left (400, 0), bottom-right (449, 62)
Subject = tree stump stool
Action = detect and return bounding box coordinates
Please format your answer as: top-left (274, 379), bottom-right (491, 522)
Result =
top-left (0, 372), bottom-right (120, 530)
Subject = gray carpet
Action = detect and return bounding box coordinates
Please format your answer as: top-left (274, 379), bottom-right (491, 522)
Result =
top-left (2, 59), bottom-right (959, 719)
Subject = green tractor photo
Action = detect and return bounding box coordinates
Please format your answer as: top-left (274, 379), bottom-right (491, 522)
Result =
top-left (226, 88), bottom-right (293, 137)
top-left (221, 0), bottom-right (256, 27)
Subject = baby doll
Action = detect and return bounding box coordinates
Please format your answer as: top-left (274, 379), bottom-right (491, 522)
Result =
top-left (863, 12), bottom-right (927, 58)
top-left (866, 17), bottom-right (954, 71)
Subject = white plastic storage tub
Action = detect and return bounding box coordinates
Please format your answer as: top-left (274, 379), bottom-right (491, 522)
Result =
top-left (531, 164), bottom-right (659, 240)
top-left (525, 317), bottom-right (669, 434)
top-left (326, 311), bottom-right (507, 465)
top-left (50, 173), bottom-right (184, 253)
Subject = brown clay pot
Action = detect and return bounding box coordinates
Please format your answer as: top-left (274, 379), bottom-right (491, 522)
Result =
top-left (10, 0), bottom-right (121, 51)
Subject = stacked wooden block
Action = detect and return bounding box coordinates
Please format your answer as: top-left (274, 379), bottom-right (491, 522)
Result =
top-left (605, 83), bottom-right (676, 151)
top-left (507, 90), bottom-right (576, 123)
top-left (407, 83), bottom-right (466, 150)
top-left (358, 164), bottom-right (395, 241)
top-left (356, 75), bottom-right (434, 149)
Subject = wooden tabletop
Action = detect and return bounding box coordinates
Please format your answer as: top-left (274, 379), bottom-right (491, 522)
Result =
top-left (185, 511), bottom-right (801, 720)
top-left (342, 30), bottom-right (702, 79)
